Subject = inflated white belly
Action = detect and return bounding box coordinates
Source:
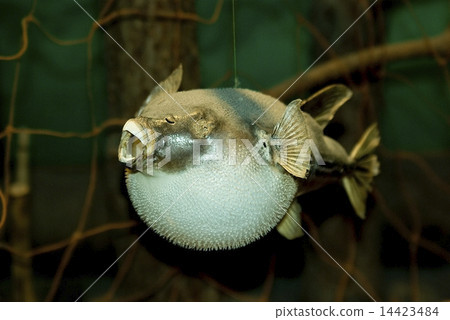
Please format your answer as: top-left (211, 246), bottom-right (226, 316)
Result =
top-left (126, 161), bottom-right (297, 250)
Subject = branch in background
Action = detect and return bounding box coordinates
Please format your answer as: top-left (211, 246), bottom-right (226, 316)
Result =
top-left (10, 133), bottom-right (35, 301)
top-left (265, 28), bottom-right (450, 100)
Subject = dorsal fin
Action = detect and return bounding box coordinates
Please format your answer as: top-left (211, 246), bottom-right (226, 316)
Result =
top-left (136, 64), bottom-right (183, 116)
top-left (301, 84), bottom-right (352, 130)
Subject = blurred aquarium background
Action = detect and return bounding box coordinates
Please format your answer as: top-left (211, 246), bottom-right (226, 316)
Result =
top-left (0, 0), bottom-right (449, 301)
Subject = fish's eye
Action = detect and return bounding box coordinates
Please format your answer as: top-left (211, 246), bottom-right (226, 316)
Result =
top-left (165, 117), bottom-right (175, 124)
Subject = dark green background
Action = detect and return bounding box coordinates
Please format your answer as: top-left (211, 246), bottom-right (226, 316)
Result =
top-left (0, 0), bottom-right (449, 302)
top-left (1, 0), bottom-right (448, 165)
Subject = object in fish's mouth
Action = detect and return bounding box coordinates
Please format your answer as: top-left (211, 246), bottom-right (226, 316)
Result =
top-left (118, 65), bottom-right (380, 250)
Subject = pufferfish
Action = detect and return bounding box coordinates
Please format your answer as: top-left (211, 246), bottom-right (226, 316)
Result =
top-left (118, 65), bottom-right (380, 250)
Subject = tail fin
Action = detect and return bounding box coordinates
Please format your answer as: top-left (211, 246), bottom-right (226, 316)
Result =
top-left (342, 123), bottom-right (380, 219)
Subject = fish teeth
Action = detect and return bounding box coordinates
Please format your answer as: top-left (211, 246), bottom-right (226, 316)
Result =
top-left (118, 118), bottom-right (158, 168)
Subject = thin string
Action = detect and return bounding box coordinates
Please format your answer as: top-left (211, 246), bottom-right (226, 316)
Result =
top-left (232, 0), bottom-right (239, 88)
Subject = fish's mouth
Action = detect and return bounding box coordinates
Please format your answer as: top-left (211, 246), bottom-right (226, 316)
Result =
top-left (118, 118), bottom-right (158, 167)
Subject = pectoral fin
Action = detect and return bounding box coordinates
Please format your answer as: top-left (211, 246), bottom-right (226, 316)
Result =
top-left (301, 84), bottom-right (352, 130)
top-left (276, 201), bottom-right (303, 240)
top-left (137, 64), bottom-right (183, 116)
top-left (271, 99), bottom-right (311, 178)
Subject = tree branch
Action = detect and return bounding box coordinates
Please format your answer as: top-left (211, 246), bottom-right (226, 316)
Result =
top-left (265, 28), bottom-right (450, 100)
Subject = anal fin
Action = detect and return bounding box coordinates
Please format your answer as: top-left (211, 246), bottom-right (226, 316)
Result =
top-left (276, 201), bottom-right (304, 240)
